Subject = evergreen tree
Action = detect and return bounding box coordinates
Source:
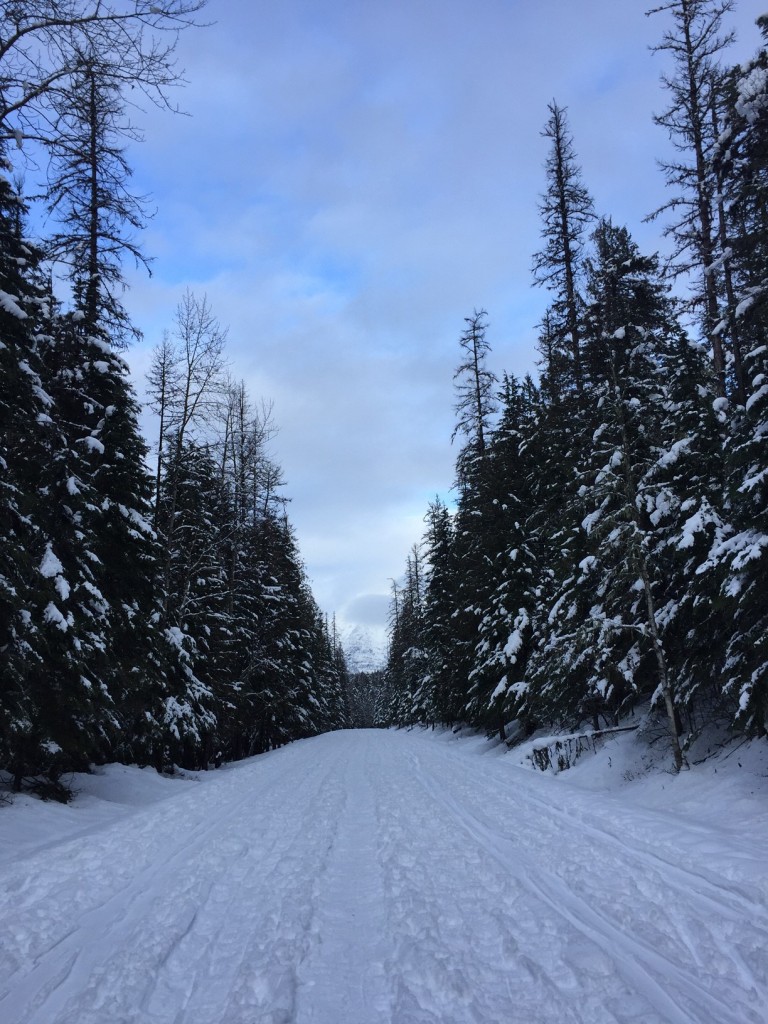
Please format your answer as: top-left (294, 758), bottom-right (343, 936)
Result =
top-left (35, 42), bottom-right (177, 772)
top-left (448, 310), bottom-right (500, 723)
top-left (707, 22), bottom-right (768, 735)
top-left (532, 223), bottom-right (701, 769)
top-left (532, 101), bottom-right (595, 396)
top-left (0, 156), bottom-right (92, 792)
top-left (383, 554), bottom-right (428, 727)
top-left (452, 309), bottom-right (497, 483)
top-left (647, 0), bottom-right (742, 397)
top-left (44, 54), bottom-right (151, 345)
top-left (418, 498), bottom-right (460, 724)
top-left (466, 375), bottom-right (539, 740)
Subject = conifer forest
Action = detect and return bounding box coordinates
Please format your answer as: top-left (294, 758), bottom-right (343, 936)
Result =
top-left (0, 1), bottom-right (349, 797)
top-left (380, 3), bottom-right (768, 769)
top-left (2, 0), bottom-right (768, 800)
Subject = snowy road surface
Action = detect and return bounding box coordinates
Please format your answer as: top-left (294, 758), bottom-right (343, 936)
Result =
top-left (1, 729), bottom-right (767, 1023)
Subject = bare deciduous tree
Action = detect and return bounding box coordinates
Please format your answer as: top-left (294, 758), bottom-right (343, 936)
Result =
top-left (148, 290), bottom-right (227, 613)
top-left (0, 1), bottom-right (207, 150)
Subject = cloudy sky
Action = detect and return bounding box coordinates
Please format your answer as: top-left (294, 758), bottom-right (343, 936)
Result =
top-left (121, 0), bottom-right (765, 655)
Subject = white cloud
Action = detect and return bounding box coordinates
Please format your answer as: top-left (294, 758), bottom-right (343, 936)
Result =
top-left (123, 0), bottom-right (767, 640)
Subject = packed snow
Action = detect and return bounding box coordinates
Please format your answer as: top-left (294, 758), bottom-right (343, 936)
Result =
top-left (1, 728), bottom-right (767, 1024)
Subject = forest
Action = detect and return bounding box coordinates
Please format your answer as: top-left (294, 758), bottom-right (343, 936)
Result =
top-left (2, 1), bottom-right (768, 799)
top-left (0, 1), bottom-right (349, 799)
top-left (380, 2), bottom-right (768, 773)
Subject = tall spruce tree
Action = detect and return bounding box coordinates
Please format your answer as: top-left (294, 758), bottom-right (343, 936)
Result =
top-left (383, 555), bottom-right (428, 727)
top-left (647, 0), bottom-right (742, 398)
top-left (532, 101), bottom-right (595, 396)
top-left (706, 21), bottom-right (768, 736)
top-left (44, 54), bottom-right (151, 345)
top-left (533, 223), bottom-right (697, 769)
top-left (448, 311), bottom-right (499, 723)
top-left (416, 498), bottom-right (459, 725)
top-left (36, 39), bottom-right (176, 772)
top-left (0, 157), bottom-right (92, 792)
top-left (466, 375), bottom-right (539, 741)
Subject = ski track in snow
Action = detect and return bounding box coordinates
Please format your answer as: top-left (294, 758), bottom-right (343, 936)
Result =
top-left (1, 729), bottom-right (766, 1024)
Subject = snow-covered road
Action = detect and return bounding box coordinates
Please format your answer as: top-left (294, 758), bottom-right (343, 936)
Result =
top-left (1, 729), bottom-right (766, 1023)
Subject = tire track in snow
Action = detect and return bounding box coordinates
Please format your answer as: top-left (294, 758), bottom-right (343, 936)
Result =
top-left (409, 749), bottom-right (765, 1024)
top-left (410, 740), bottom-right (768, 1007)
top-left (476, 757), bottom-right (768, 927)
top-left (2, 730), bottom-right (765, 1024)
top-left (293, 733), bottom-right (394, 1023)
top-left (0, 743), bottom-right (349, 1024)
top-left (373, 744), bottom-right (611, 1023)
top-left (139, 748), bottom-right (351, 1023)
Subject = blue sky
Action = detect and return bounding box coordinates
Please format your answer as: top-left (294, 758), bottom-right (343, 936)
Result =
top-left (118, 0), bottom-right (766, 654)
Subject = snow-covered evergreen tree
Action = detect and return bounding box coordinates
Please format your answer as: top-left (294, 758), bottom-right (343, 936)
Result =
top-left (418, 498), bottom-right (459, 725)
top-left (706, 22), bottom-right (768, 736)
top-left (465, 375), bottom-right (539, 740)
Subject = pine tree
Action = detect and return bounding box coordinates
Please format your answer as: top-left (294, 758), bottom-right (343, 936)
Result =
top-left (466, 375), bottom-right (539, 740)
top-left (383, 551), bottom-right (429, 727)
top-left (533, 223), bottom-right (696, 769)
top-left (706, 21), bottom-right (768, 735)
top-left (447, 310), bottom-right (500, 723)
top-left (647, 0), bottom-right (741, 397)
top-left (44, 54), bottom-right (151, 345)
top-left (0, 159), bottom-right (112, 792)
top-left (240, 510), bottom-right (308, 750)
top-left (35, 42), bottom-right (178, 772)
top-left (417, 498), bottom-right (459, 725)
top-left (452, 309), bottom-right (497, 484)
top-left (532, 101), bottom-right (595, 396)
top-left (0, 158), bottom-right (65, 790)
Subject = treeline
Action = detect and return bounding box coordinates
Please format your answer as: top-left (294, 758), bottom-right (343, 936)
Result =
top-left (0, 1), bottom-right (347, 799)
top-left (381, 3), bottom-right (768, 770)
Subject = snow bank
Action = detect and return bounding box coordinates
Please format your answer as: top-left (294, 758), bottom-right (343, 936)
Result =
top-left (0, 763), bottom-right (206, 859)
